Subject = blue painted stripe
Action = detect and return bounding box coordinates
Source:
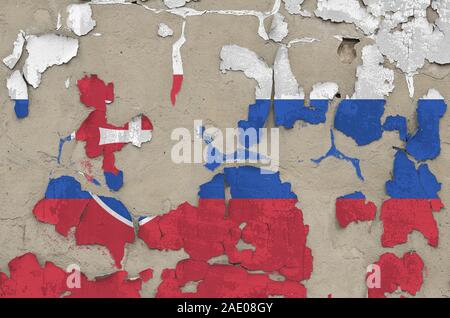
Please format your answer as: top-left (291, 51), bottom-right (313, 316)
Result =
top-left (225, 166), bottom-right (297, 199)
top-left (98, 196), bottom-right (133, 222)
top-left (406, 99), bottom-right (447, 161)
top-left (238, 99), bottom-right (271, 148)
top-left (199, 174), bottom-right (225, 199)
top-left (386, 151), bottom-right (441, 199)
top-left (45, 176), bottom-right (91, 199)
top-left (14, 100), bottom-right (29, 119)
top-left (274, 99), bottom-right (329, 129)
top-left (340, 191), bottom-right (365, 199)
top-left (334, 99), bottom-right (385, 146)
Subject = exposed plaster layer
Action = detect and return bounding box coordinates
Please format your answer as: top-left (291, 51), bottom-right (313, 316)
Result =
top-left (2, 31), bottom-right (25, 70)
top-left (315, 0), bottom-right (379, 35)
top-left (66, 3), bottom-right (97, 36)
top-left (22, 34), bottom-right (79, 88)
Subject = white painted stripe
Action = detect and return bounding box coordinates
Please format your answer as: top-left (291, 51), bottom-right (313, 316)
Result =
top-left (172, 20), bottom-right (186, 75)
top-left (138, 216), bottom-right (156, 226)
top-left (99, 116), bottom-right (152, 147)
top-left (90, 193), bottom-right (134, 227)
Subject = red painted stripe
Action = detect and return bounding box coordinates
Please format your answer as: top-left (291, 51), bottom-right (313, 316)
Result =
top-left (170, 74), bottom-right (184, 106)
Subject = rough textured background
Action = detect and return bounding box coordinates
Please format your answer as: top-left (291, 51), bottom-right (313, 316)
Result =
top-left (0, 0), bottom-right (449, 297)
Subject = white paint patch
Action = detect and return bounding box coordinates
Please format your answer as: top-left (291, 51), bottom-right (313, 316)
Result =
top-left (168, 0), bottom-right (281, 40)
top-left (164, 0), bottom-right (191, 9)
top-left (283, 0), bottom-right (310, 16)
top-left (315, 0), bottom-right (379, 35)
top-left (405, 73), bottom-right (417, 98)
top-left (65, 78), bottom-right (71, 89)
top-left (374, 0), bottom-right (450, 85)
top-left (376, 18), bottom-right (437, 74)
top-left (274, 46), bottom-right (304, 99)
top-left (66, 3), bottom-right (97, 36)
top-left (287, 37), bottom-right (319, 47)
top-left (220, 45), bottom-right (273, 100)
top-left (310, 82), bottom-right (339, 100)
top-left (56, 12), bottom-right (62, 30)
top-left (90, 194), bottom-right (134, 227)
top-left (352, 45), bottom-right (394, 99)
top-left (99, 115), bottom-right (153, 147)
top-left (90, 0), bottom-right (129, 4)
top-left (269, 13), bottom-right (289, 42)
top-left (211, 0), bottom-right (281, 41)
top-left (158, 23), bottom-right (174, 37)
top-left (7, 71), bottom-right (28, 100)
top-left (422, 88), bottom-right (444, 100)
top-left (99, 0), bottom-right (281, 41)
top-left (23, 34), bottom-right (79, 88)
top-left (3, 31), bottom-right (26, 69)
top-left (363, 0), bottom-right (430, 20)
top-left (172, 21), bottom-right (186, 75)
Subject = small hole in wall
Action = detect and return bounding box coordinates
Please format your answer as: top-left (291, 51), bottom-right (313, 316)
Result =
top-left (335, 92), bottom-right (341, 99)
top-left (337, 38), bottom-right (360, 64)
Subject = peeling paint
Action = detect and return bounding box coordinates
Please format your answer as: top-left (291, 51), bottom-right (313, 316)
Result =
top-left (311, 130), bottom-right (364, 180)
top-left (57, 75), bottom-right (154, 191)
top-left (336, 192), bottom-right (377, 228)
top-left (66, 3), bottom-right (97, 36)
top-left (381, 151), bottom-right (443, 248)
top-left (23, 34), bottom-right (79, 88)
top-left (334, 45), bottom-right (394, 146)
top-left (220, 45), bottom-right (273, 100)
top-left (164, 0), bottom-right (192, 9)
top-left (269, 13), bottom-right (289, 42)
top-left (352, 45), bottom-right (394, 99)
top-left (170, 21), bottom-right (186, 105)
top-left (273, 46), bottom-right (338, 128)
top-left (315, 0), bottom-right (379, 35)
top-left (56, 12), bottom-right (62, 30)
top-left (406, 89), bottom-right (447, 161)
top-left (0, 253), bottom-right (148, 297)
top-left (33, 176), bottom-right (135, 268)
top-left (283, 0), bottom-right (310, 16)
top-left (6, 70), bottom-right (29, 119)
top-left (158, 23), bottom-right (174, 37)
top-left (139, 167), bottom-right (313, 296)
top-left (2, 31), bottom-right (25, 70)
top-left (367, 252), bottom-right (424, 298)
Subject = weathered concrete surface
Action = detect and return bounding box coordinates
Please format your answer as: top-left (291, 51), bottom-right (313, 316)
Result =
top-left (0, 0), bottom-right (449, 297)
